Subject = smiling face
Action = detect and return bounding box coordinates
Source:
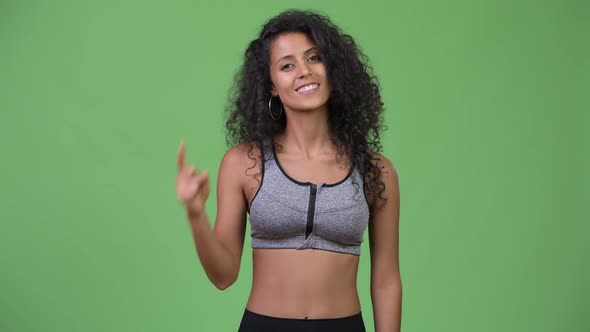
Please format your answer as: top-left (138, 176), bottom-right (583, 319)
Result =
top-left (269, 32), bottom-right (331, 113)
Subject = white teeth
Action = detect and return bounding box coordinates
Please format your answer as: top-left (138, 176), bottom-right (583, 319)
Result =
top-left (297, 84), bottom-right (319, 92)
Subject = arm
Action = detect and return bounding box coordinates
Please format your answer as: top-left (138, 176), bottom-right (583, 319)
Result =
top-left (368, 155), bottom-right (402, 332)
top-left (179, 144), bottom-right (250, 290)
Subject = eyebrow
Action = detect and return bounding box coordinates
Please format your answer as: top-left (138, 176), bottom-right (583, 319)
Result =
top-left (276, 47), bottom-right (318, 63)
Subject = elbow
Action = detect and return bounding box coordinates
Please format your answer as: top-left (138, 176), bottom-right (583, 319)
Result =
top-left (371, 277), bottom-right (402, 292)
top-left (205, 256), bottom-right (240, 290)
top-left (371, 281), bottom-right (402, 302)
top-left (214, 280), bottom-right (234, 290)
top-left (212, 273), bottom-right (238, 291)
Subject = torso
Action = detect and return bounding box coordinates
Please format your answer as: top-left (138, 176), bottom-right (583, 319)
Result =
top-left (240, 140), bottom-right (363, 319)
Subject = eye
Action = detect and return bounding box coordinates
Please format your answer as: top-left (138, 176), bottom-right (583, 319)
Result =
top-left (308, 54), bottom-right (321, 62)
top-left (280, 63), bottom-right (294, 71)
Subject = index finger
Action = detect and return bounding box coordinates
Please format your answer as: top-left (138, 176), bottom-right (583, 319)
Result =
top-left (177, 139), bottom-right (186, 172)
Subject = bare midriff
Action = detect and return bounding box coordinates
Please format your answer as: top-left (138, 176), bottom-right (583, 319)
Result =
top-left (245, 248), bottom-right (361, 319)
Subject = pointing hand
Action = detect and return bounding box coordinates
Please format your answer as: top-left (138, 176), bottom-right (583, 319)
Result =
top-left (176, 140), bottom-right (210, 219)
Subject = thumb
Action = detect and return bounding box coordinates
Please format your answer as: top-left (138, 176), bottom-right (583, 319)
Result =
top-left (198, 169), bottom-right (210, 192)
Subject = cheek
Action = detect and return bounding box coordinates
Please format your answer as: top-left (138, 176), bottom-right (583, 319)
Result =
top-left (275, 76), bottom-right (293, 93)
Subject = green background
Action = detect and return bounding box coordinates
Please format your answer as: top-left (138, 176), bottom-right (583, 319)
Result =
top-left (1, 0), bottom-right (588, 331)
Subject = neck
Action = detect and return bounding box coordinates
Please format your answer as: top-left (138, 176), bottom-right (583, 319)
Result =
top-left (276, 106), bottom-right (332, 160)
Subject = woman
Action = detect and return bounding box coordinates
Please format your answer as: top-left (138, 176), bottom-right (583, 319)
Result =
top-left (176, 10), bottom-right (401, 332)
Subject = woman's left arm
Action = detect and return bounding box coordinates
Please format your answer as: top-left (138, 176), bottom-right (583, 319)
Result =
top-left (368, 155), bottom-right (402, 332)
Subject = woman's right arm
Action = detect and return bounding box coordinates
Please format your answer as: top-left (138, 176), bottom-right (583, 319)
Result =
top-left (176, 142), bottom-right (248, 290)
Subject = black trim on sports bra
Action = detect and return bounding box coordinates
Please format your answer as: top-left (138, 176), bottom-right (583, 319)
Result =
top-left (271, 139), bottom-right (353, 187)
top-left (247, 142), bottom-right (266, 214)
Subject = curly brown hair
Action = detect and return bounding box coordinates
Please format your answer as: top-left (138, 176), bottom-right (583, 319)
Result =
top-left (225, 9), bottom-right (387, 210)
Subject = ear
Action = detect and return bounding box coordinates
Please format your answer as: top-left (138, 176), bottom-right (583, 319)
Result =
top-left (271, 84), bottom-right (277, 97)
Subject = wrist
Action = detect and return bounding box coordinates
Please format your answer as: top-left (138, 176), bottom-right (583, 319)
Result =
top-left (186, 209), bottom-right (206, 225)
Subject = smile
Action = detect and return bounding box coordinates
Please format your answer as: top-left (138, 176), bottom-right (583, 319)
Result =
top-left (296, 83), bottom-right (319, 94)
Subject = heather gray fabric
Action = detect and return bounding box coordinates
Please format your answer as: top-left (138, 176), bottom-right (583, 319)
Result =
top-left (248, 140), bottom-right (370, 256)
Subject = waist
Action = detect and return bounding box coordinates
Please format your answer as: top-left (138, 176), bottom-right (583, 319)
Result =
top-left (238, 308), bottom-right (366, 332)
top-left (246, 248), bottom-right (361, 319)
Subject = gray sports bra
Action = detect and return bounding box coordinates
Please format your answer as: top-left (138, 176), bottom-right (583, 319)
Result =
top-left (248, 140), bottom-right (370, 256)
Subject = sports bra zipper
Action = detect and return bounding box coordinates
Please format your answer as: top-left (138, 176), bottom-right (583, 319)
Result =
top-left (305, 184), bottom-right (317, 239)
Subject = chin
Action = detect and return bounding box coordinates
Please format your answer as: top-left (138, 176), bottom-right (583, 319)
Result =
top-left (287, 98), bottom-right (330, 112)
top-left (290, 104), bottom-right (328, 112)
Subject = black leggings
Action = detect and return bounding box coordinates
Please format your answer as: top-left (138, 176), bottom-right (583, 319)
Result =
top-left (237, 308), bottom-right (366, 332)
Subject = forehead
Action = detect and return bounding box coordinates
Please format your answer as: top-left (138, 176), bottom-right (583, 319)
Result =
top-left (270, 32), bottom-right (316, 61)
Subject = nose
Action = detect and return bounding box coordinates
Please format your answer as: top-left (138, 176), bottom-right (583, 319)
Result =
top-left (298, 62), bottom-right (312, 78)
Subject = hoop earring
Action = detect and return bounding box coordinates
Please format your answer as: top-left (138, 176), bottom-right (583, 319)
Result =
top-left (268, 96), bottom-right (283, 120)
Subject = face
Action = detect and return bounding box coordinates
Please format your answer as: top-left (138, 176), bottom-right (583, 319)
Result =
top-left (269, 32), bottom-right (331, 113)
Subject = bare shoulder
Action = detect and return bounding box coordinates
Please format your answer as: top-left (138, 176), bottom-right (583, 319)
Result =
top-left (369, 152), bottom-right (398, 179)
top-left (220, 142), bottom-right (264, 179)
top-left (366, 152), bottom-right (399, 210)
top-left (223, 141), bottom-right (262, 164)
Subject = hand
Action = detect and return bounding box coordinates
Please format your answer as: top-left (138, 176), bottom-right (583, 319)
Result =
top-left (176, 140), bottom-right (210, 219)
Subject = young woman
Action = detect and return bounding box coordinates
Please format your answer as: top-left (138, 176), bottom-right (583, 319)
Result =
top-left (176, 10), bottom-right (401, 332)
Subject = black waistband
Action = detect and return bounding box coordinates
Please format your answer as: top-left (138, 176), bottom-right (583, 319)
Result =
top-left (243, 308), bottom-right (363, 321)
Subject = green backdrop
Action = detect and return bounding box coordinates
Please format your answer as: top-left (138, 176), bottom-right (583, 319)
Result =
top-left (1, 1), bottom-right (588, 331)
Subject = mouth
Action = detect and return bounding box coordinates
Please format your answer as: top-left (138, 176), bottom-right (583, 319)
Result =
top-left (295, 83), bottom-right (320, 95)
